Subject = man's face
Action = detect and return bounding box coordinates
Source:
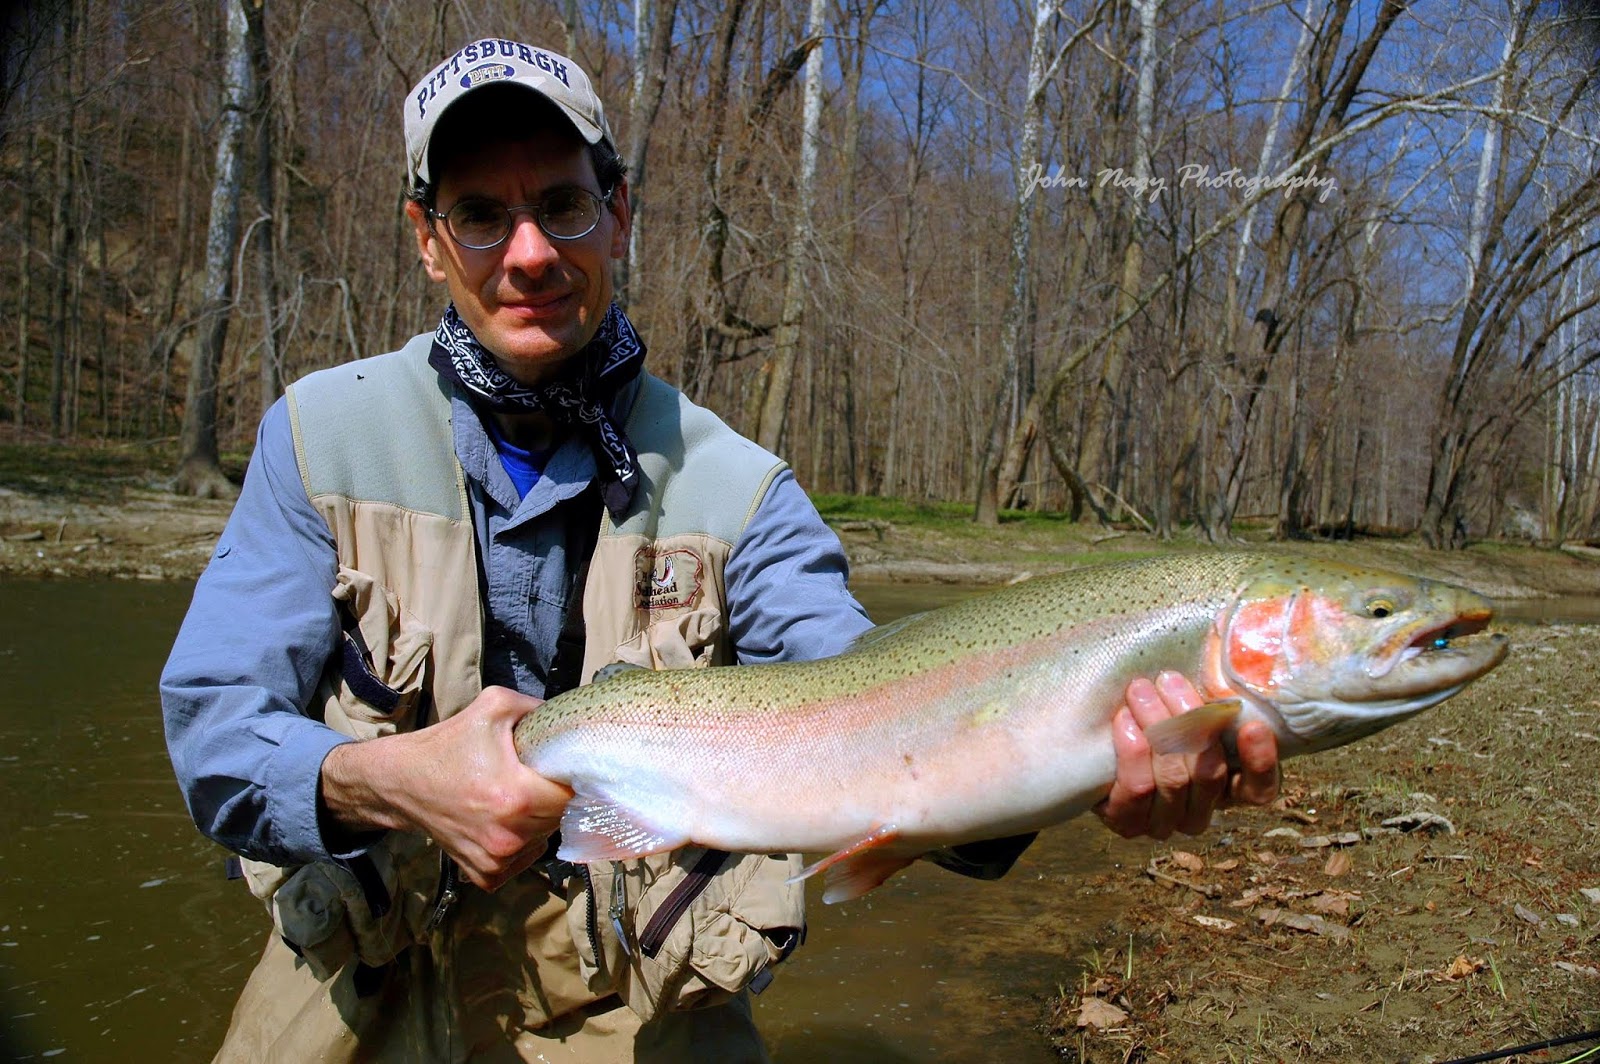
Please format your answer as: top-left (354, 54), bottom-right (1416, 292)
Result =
top-left (408, 126), bottom-right (630, 386)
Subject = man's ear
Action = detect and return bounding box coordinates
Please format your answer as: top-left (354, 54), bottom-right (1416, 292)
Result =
top-left (607, 179), bottom-right (632, 261)
top-left (405, 200), bottom-right (448, 283)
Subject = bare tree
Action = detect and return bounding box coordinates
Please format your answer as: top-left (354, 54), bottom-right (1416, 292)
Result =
top-left (174, 0), bottom-right (251, 498)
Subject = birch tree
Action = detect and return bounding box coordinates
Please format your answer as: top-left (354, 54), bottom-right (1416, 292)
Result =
top-left (752, 0), bottom-right (827, 453)
top-left (174, 0), bottom-right (250, 498)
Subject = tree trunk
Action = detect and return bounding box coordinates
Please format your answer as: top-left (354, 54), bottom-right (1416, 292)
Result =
top-left (47, 0), bottom-right (77, 439)
top-left (619, 0), bottom-right (679, 307)
top-left (752, 0), bottom-right (826, 454)
top-left (975, 0), bottom-right (1059, 526)
top-left (175, 0), bottom-right (250, 499)
top-left (14, 124), bottom-right (34, 429)
top-left (248, 0), bottom-right (283, 417)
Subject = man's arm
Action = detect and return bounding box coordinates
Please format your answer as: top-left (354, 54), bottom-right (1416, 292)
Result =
top-left (160, 399), bottom-right (354, 864)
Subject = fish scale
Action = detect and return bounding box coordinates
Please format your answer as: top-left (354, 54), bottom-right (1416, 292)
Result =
top-left (514, 550), bottom-right (1508, 902)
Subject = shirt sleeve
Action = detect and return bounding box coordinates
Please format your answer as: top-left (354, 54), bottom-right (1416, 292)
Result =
top-left (159, 398), bottom-right (358, 865)
top-left (724, 468), bottom-right (874, 665)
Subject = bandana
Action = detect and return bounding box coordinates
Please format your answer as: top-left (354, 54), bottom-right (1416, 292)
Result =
top-left (428, 302), bottom-right (645, 519)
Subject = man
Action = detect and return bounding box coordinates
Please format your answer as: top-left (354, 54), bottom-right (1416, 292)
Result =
top-left (161, 38), bottom-right (1280, 1062)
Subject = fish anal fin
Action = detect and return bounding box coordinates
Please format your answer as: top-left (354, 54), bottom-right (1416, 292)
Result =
top-left (788, 825), bottom-right (914, 902)
top-left (556, 793), bottom-right (688, 862)
top-left (1145, 699), bottom-right (1244, 757)
top-left (821, 850), bottom-right (919, 904)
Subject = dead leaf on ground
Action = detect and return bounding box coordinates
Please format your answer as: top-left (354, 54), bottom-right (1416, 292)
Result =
top-left (1192, 915), bottom-right (1237, 931)
top-left (1554, 961), bottom-right (1600, 978)
top-left (1076, 996), bottom-right (1130, 1030)
top-left (1307, 890), bottom-right (1359, 917)
top-left (1434, 955), bottom-right (1486, 981)
top-left (1256, 907), bottom-right (1352, 943)
top-left (1324, 850), bottom-right (1352, 877)
top-left (1210, 858), bottom-right (1240, 872)
top-left (1300, 832), bottom-right (1361, 849)
top-left (1514, 903), bottom-right (1544, 926)
top-left (1168, 850), bottom-right (1205, 874)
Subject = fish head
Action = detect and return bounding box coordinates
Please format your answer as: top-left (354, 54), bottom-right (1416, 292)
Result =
top-left (1208, 558), bottom-right (1510, 756)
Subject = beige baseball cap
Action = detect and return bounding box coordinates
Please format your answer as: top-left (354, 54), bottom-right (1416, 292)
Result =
top-left (405, 39), bottom-right (613, 185)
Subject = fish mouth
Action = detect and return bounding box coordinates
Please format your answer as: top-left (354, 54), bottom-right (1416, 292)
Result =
top-left (1345, 608), bottom-right (1508, 702)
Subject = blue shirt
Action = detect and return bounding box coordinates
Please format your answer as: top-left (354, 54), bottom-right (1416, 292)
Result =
top-left (159, 372), bottom-right (872, 866)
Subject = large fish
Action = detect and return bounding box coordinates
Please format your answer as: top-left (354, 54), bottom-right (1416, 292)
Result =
top-left (514, 552), bottom-right (1508, 902)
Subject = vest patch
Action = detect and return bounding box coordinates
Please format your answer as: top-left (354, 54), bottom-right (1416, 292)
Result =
top-left (635, 547), bottom-right (704, 612)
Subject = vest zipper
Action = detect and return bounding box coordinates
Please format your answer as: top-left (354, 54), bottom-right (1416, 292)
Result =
top-left (637, 849), bottom-right (730, 958)
top-left (579, 864), bottom-right (604, 971)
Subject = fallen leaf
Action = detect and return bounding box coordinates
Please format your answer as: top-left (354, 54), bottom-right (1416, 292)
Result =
top-left (1256, 907), bottom-right (1351, 943)
top-left (1084, 976), bottom-right (1118, 996)
top-left (1307, 891), bottom-right (1358, 917)
top-left (1435, 955), bottom-right (1486, 981)
top-left (1168, 850), bottom-right (1205, 874)
top-left (1263, 827), bottom-right (1303, 840)
top-left (1300, 832), bottom-right (1361, 850)
top-left (1514, 903), bottom-right (1544, 926)
top-left (1076, 997), bottom-right (1130, 1030)
top-left (1579, 887), bottom-right (1600, 905)
top-left (1323, 850), bottom-right (1353, 877)
top-left (1210, 858), bottom-right (1240, 872)
top-left (1382, 811), bottom-right (1455, 835)
top-left (1193, 915), bottom-right (1237, 931)
top-left (1554, 962), bottom-right (1600, 978)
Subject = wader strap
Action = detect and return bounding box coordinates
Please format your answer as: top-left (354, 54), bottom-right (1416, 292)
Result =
top-left (338, 853), bottom-right (392, 920)
top-left (637, 849), bottom-right (730, 959)
top-left (544, 489), bottom-right (603, 699)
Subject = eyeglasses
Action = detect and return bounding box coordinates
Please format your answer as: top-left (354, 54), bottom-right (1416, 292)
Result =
top-left (429, 186), bottom-right (614, 249)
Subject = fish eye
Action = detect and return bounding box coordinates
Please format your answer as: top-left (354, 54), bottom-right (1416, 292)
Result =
top-left (1366, 598), bottom-right (1395, 619)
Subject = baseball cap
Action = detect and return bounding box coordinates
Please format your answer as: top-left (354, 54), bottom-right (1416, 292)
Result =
top-left (405, 38), bottom-right (613, 186)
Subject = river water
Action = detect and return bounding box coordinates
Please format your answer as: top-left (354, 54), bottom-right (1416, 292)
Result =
top-left (1, 578), bottom-right (1590, 1061)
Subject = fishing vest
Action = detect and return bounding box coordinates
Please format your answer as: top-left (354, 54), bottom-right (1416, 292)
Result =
top-left (222, 333), bottom-right (806, 1063)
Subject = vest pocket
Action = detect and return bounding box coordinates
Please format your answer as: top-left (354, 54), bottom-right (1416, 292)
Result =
top-left (238, 832), bottom-right (443, 980)
top-left (567, 848), bottom-right (806, 1021)
top-left (323, 566), bottom-right (433, 737)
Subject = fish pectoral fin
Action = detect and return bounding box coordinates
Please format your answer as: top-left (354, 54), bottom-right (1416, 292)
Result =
top-left (788, 825), bottom-right (915, 904)
top-left (555, 794), bottom-right (688, 862)
top-left (1145, 699), bottom-right (1244, 757)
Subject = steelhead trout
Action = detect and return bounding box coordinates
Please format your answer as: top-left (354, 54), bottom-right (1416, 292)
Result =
top-left (513, 552), bottom-right (1508, 902)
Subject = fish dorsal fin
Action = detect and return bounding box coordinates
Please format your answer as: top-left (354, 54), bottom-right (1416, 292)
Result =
top-left (592, 661), bottom-right (648, 685)
top-left (844, 613), bottom-right (929, 654)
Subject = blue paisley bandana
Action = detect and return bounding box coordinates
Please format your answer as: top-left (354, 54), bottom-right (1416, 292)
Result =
top-left (428, 301), bottom-right (644, 519)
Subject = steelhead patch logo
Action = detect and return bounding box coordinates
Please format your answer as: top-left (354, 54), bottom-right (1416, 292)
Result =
top-left (634, 547), bottom-right (704, 612)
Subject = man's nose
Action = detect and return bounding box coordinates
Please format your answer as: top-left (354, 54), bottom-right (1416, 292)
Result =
top-left (501, 209), bottom-right (561, 273)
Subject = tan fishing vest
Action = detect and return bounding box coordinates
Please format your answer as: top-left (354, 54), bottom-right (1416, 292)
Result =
top-left (220, 334), bottom-right (805, 1063)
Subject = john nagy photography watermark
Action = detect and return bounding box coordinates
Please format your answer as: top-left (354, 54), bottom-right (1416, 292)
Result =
top-left (1022, 162), bottom-right (1339, 204)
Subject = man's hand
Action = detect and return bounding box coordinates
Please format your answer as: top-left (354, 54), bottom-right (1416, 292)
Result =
top-left (320, 685), bottom-right (572, 891)
top-left (1094, 671), bottom-right (1280, 839)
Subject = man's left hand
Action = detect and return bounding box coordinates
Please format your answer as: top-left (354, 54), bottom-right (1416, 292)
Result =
top-left (1094, 671), bottom-right (1280, 839)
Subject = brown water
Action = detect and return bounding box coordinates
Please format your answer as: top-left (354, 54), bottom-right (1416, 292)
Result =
top-left (5, 577), bottom-right (1585, 1062)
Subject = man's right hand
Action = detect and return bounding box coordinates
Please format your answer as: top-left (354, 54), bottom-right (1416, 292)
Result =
top-left (319, 685), bottom-right (572, 891)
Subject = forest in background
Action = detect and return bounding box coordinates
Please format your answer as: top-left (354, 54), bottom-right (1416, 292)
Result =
top-left (4, 0), bottom-right (1600, 547)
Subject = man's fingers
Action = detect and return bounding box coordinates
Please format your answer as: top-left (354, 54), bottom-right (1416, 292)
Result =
top-left (1095, 707), bottom-right (1156, 838)
top-left (1228, 720), bottom-right (1281, 806)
